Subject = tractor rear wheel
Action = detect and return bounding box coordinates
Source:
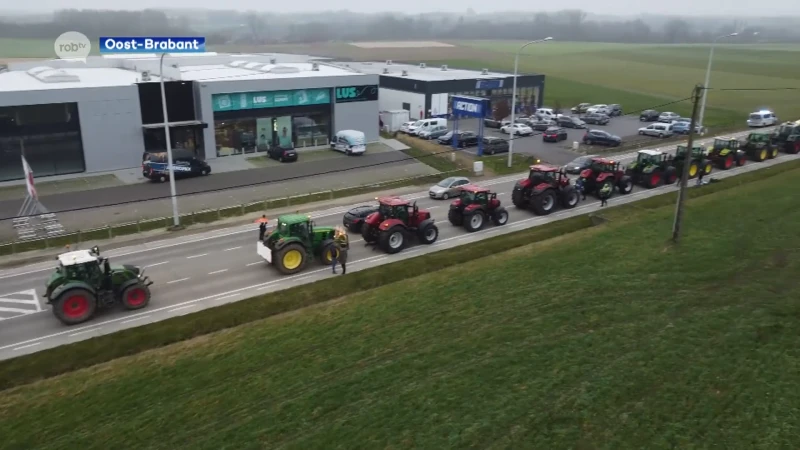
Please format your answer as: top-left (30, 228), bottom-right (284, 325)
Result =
top-left (722, 154), bottom-right (734, 170)
top-left (645, 170), bottom-right (662, 189)
top-left (511, 189), bottom-right (527, 209)
top-left (791, 141), bottom-right (800, 154)
top-left (618, 176), bottom-right (634, 194)
top-left (664, 166), bottom-right (678, 184)
top-left (53, 288), bottom-right (97, 325)
top-left (320, 240), bottom-right (339, 265)
top-left (379, 226), bottom-right (406, 254)
top-left (274, 243), bottom-right (307, 275)
top-left (463, 210), bottom-right (485, 232)
top-left (121, 283), bottom-right (151, 310)
top-left (560, 185), bottom-right (579, 209)
top-left (418, 223), bottom-right (439, 244)
top-left (687, 161), bottom-right (700, 179)
top-left (531, 190), bottom-right (557, 215)
top-left (448, 209), bottom-right (463, 226)
top-left (492, 207), bottom-right (509, 226)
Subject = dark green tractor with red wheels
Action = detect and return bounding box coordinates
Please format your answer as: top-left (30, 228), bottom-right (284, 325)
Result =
top-left (257, 214), bottom-right (342, 275)
top-left (44, 246), bottom-right (153, 325)
top-left (512, 164), bottom-right (580, 215)
top-left (361, 196), bottom-right (438, 254)
top-left (706, 137), bottom-right (750, 169)
top-left (673, 144), bottom-right (712, 179)
top-left (448, 184), bottom-right (509, 232)
top-left (771, 121), bottom-right (800, 154)
top-left (625, 150), bottom-right (678, 189)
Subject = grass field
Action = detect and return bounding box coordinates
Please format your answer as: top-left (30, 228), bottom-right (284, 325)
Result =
top-left (2, 166), bottom-right (799, 449)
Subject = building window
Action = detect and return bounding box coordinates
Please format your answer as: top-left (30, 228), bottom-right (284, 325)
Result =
top-left (294, 112), bottom-right (330, 148)
top-left (214, 117), bottom-right (256, 157)
top-left (213, 108), bottom-right (332, 156)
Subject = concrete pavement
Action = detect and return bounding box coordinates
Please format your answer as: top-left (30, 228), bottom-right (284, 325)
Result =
top-left (1, 137), bottom-right (796, 361)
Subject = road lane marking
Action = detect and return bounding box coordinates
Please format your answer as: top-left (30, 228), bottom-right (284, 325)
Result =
top-left (208, 269), bottom-right (229, 275)
top-left (69, 328), bottom-right (103, 337)
top-left (223, 246), bottom-right (242, 251)
top-left (121, 315), bottom-right (150, 324)
top-left (145, 261), bottom-right (169, 268)
top-left (186, 254), bottom-right (207, 259)
top-left (217, 294), bottom-right (241, 301)
top-left (168, 305), bottom-right (196, 313)
top-left (246, 261), bottom-right (263, 266)
top-left (13, 343), bottom-right (40, 351)
top-left (167, 278), bottom-right (190, 284)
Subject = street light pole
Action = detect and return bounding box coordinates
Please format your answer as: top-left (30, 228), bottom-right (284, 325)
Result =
top-left (697, 32), bottom-right (738, 133)
top-left (159, 52), bottom-right (181, 228)
top-left (508, 37), bottom-right (553, 168)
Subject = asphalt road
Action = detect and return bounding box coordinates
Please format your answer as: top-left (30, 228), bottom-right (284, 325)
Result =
top-left (0, 150), bottom-right (416, 221)
top-left (0, 128), bottom-right (791, 361)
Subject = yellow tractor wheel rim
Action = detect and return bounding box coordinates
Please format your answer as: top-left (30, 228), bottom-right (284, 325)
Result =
top-left (689, 164), bottom-right (698, 177)
top-left (324, 248), bottom-right (337, 263)
top-left (705, 164), bottom-right (712, 174)
top-left (282, 249), bottom-right (303, 270)
top-left (760, 150), bottom-right (767, 160)
top-left (772, 149), bottom-right (778, 157)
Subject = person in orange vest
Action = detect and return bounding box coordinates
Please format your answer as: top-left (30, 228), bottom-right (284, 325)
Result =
top-left (258, 215), bottom-right (268, 241)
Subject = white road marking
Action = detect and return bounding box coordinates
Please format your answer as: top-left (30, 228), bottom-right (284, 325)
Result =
top-left (208, 269), bottom-right (229, 275)
top-left (0, 306), bottom-right (34, 314)
top-left (120, 315), bottom-right (150, 324)
top-left (223, 246), bottom-right (242, 251)
top-left (497, 192), bottom-right (506, 196)
top-left (145, 261), bottom-right (169, 268)
top-left (368, 256), bottom-right (388, 263)
top-left (168, 305), bottom-right (196, 313)
top-left (216, 294), bottom-right (241, 301)
top-left (13, 343), bottom-right (40, 351)
top-left (293, 275), bottom-right (316, 282)
top-left (186, 254), bottom-right (207, 259)
top-left (69, 328), bottom-right (103, 337)
top-left (246, 261), bottom-right (263, 266)
top-left (167, 278), bottom-right (190, 284)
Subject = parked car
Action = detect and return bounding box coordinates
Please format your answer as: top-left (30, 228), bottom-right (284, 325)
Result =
top-left (607, 104), bottom-right (623, 117)
top-left (557, 116), bottom-right (587, 129)
top-left (342, 205), bottom-right (379, 233)
top-left (639, 110), bottom-right (660, 122)
top-left (429, 176), bottom-right (471, 200)
top-left (586, 104), bottom-right (610, 115)
top-left (483, 118), bottom-right (503, 129)
top-left (535, 108), bottom-right (560, 120)
top-left (482, 136), bottom-right (510, 155)
top-left (418, 124), bottom-right (449, 140)
top-left (671, 120), bottom-right (702, 135)
top-left (747, 109), bottom-right (778, 127)
top-left (571, 103), bottom-right (591, 114)
top-left (267, 145), bottom-right (298, 162)
top-left (331, 130), bottom-right (366, 155)
top-left (529, 118), bottom-right (556, 131)
top-left (500, 123), bottom-right (534, 136)
top-left (438, 130), bottom-right (479, 148)
top-left (583, 129), bottom-right (622, 146)
top-left (564, 154), bottom-right (599, 174)
top-left (542, 127), bottom-right (568, 142)
top-left (142, 149), bottom-right (211, 182)
top-left (638, 122), bottom-right (674, 138)
top-left (658, 112), bottom-right (681, 123)
top-left (583, 113), bottom-right (610, 125)
top-left (399, 121), bottom-right (416, 133)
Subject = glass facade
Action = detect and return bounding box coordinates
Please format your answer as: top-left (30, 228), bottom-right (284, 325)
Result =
top-left (143, 126), bottom-right (205, 155)
top-left (213, 108), bottom-right (331, 157)
top-left (0, 103), bottom-right (85, 182)
top-left (449, 86), bottom-right (540, 117)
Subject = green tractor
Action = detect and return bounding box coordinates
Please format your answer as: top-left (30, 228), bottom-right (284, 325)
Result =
top-left (706, 137), bottom-right (750, 169)
top-left (625, 149), bottom-right (678, 188)
top-left (739, 133), bottom-right (779, 163)
top-left (256, 214), bottom-right (342, 275)
top-left (673, 144), bottom-right (712, 179)
top-left (771, 121), bottom-right (800, 154)
top-left (44, 246), bottom-right (153, 325)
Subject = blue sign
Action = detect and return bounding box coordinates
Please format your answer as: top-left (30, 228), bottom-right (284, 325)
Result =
top-left (99, 37), bottom-right (206, 53)
top-left (475, 79), bottom-right (504, 90)
top-left (451, 95), bottom-right (488, 119)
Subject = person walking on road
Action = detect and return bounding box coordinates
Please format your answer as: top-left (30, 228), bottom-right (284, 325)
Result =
top-left (258, 215), bottom-right (268, 241)
top-left (576, 178), bottom-right (586, 201)
top-left (332, 228), bottom-right (349, 275)
top-left (599, 184), bottom-right (612, 207)
top-left (696, 169), bottom-right (705, 186)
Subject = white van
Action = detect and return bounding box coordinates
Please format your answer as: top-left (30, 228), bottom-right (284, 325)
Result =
top-left (638, 122), bottom-right (673, 138)
top-left (747, 110), bottom-right (778, 127)
top-left (407, 118), bottom-right (447, 136)
top-left (331, 130), bottom-right (366, 155)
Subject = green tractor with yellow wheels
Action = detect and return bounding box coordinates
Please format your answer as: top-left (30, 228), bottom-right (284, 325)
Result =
top-left (739, 133), bottom-right (779, 163)
top-left (673, 144), bottom-right (712, 180)
top-left (256, 214), bottom-right (343, 275)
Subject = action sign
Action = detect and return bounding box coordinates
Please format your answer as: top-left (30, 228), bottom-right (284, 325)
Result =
top-left (99, 37), bottom-right (206, 54)
top-left (451, 95), bottom-right (488, 118)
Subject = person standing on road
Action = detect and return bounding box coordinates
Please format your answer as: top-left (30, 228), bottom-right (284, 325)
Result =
top-left (576, 178), bottom-right (586, 201)
top-left (258, 215), bottom-right (268, 241)
top-left (332, 228), bottom-right (349, 275)
top-left (696, 169), bottom-right (705, 186)
top-left (599, 184), bottom-right (612, 207)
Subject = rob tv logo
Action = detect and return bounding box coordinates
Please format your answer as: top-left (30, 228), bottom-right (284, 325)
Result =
top-left (54, 31), bottom-right (92, 62)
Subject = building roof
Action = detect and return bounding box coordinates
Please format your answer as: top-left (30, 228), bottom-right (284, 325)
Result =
top-left (0, 67), bottom-right (162, 91)
top-left (178, 63), bottom-right (360, 82)
top-left (337, 61), bottom-right (531, 82)
top-left (57, 250), bottom-right (98, 266)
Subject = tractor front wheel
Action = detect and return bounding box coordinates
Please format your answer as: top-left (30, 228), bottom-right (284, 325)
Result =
top-left (560, 185), bottom-right (579, 209)
top-left (492, 207), bottom-right (509, 226)
top-left (755, 149), bottom-right (768, 162)
top-left (531, 190), bottom-right (557, 215)
top-left (274, 243), bottom-right (307, 275)
top-left (511, 189), bottom-right (527, 209)
top-left (463, 210), bottom-right (485, 232)
top-left (121, 284), bottom-right (151, 310)
top-left (448, 209), bottom-right (463, 226)
top-left (361, 224), bottom-right (378, 244)
top-left (702, 161), bottom-right (713, 175)
top-left (379, 226), bottom-right (406, 254)
top-left (53, 288), bottom-right (97, 325)
top-left (320, 240), bottom-right (339, 265)
top-left (418, 223), bottom-right (439, 244)
top-left (769, 146), bottom-right (778, 159)
top-left (687, 161), bottom-right (700, 179)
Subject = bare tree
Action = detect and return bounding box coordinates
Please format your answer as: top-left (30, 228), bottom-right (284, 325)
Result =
top-left (493, 100), bottom-right (511, 121)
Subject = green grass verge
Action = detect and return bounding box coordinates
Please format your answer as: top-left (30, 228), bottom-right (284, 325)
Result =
top-left (2, 161), bottom-right (800, 448)
top-left (1, 158), bottom-right (798, 394)
top-left (477, 153), bottom-right (540, 175)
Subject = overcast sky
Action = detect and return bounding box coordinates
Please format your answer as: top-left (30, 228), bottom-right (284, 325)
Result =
top-left (5, 1), bottom-right (800, 17)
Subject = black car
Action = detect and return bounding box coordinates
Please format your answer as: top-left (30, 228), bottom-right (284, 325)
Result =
top-left (557, 116), bottom-right (587, 129)
top-left (542, 127), bottom-right (568, 142)
top-left (640, 110), bottom-right (660, 122)
top-left (608, 104), bottom-right (623, 117)
top-left (142, 149), bottom-right (211, 182)
top-left (583, 113), bottom-right (610, 125)
top-left (438, 131), bottom-right (478, 148)
top-left (267, 146), bottom-right (298, 162)
top-left (529, 118), bottom-right (556, 131)
top-left (483, 118), bottom-right (502, 129)
top-left (481, 136), bottom-right (509, 155)
top-left (564, 154), bottom-right (599, 174)
top-left (583, 129), bottom-right (622, 147)
top-left (342, 205), bottom-right (378, 233)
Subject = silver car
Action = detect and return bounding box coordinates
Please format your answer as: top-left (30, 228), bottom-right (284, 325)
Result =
top-left (429, 176), bottom-right (471, 200)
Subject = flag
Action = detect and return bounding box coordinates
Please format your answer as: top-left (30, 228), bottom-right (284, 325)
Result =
top-left (21, 155), bottom-right (37, 200)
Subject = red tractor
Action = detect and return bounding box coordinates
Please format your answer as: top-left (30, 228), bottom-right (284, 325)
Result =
top-left (361, 196), bottom-right (439, 254)
top-left (511, 164), bottom-right (580, 215)
top-left (578, 157), bottom-right (634, 198)
top-left (447, 184), bottom-right (510, 232)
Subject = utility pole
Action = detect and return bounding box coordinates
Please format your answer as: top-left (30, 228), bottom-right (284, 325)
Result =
top-left (672, 84), bottom-right (704, 244)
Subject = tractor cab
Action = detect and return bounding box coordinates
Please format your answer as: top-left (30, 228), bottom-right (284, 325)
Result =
top-left (746, 132), bottom-right (771, 145)
top-left (266, 214), bottom-right (319, 248)
top-left (711, 137), bottom-right (739, 152)
top-left (525, 164), bottom-right (570, 188)
top-left (775, 121), bottom-right (800, 139)
top-left (634, 149), bottom-right (667, 166)
top-left (675, 145), bottom-right (706, 160)
top-left (581, 157), bottom-right (621, 179)
top-left (453, 184), bottom-right (497, 207)
top-left (367, 196), bottom-right (429, 228)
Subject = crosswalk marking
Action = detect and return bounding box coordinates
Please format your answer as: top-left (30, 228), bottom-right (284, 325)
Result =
top-left (0, 289), bottom-right (43, 320)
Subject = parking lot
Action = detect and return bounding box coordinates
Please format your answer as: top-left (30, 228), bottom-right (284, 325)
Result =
top-left (425, 115), bottom-right (658, 165)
